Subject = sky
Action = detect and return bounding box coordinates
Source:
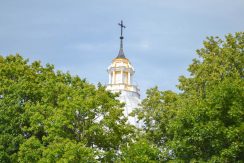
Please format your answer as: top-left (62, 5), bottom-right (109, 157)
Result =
top-left (1, 0), bottom-right (244, 98)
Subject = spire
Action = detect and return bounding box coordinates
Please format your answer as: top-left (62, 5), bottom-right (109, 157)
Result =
top-left (117, 20), bottom-right (126, 58)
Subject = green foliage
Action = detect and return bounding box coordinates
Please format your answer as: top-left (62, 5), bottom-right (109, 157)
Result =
top-left (118, 138), bottom-right (162, 162)
top-left (168, 77), bottom-right (244, 162)
top-left (0, 54), bottom-right (133, 162)
top-left (136, 32), bottom-right (244, 162)
top-left (169, 32), bottom-right (244, 162)
top-left (18, 136), bottom-right (43, 162)
top-left (39, 139), bottom-right (96, 163)
top-left (133, 87), bottom-right (178, 147)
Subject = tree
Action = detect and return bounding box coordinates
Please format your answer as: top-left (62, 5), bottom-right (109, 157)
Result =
top-left (135, 32), bottom-right (244, 162)
top-left (118, 138), bottom-right (161, 163)
top-left (133, 87), bottom-right (178, 147)
top-left (0, 54), bottom-right (134, 162)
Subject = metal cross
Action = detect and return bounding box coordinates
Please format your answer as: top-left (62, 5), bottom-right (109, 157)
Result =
top-left (118, 20), bottom-right (126, 37)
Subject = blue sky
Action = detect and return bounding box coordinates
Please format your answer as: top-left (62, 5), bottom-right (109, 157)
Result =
top-left (1, 0), bottom-right (243, 98)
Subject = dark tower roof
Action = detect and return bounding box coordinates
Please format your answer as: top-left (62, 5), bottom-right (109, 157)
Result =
top-left (117, 49), bottom-right (126, 58)
top-left (116, 20), bottom-right (126, 59)
top-left (117, 36), bottom-right (126, 58)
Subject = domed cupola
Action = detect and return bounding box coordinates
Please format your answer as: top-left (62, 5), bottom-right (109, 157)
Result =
top-left (107, 20), bottom-right (140, 97)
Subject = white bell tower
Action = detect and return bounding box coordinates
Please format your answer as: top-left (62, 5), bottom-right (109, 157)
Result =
top-left (106, 21), bottom-right (141, 127)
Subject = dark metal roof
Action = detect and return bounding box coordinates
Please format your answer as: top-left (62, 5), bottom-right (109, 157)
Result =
top-left (116, 48), bottom-right (126, 58)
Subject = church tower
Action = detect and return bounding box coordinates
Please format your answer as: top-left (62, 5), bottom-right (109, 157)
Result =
top-left (106, 21), bottom-right (141, 127)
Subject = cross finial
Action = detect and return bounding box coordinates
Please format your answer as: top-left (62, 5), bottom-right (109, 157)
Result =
top-left (118, 20), bottom-right (126, 39)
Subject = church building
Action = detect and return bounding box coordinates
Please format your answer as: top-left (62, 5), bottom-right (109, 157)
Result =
top-left (106, 21), bottom-right (141, 127)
